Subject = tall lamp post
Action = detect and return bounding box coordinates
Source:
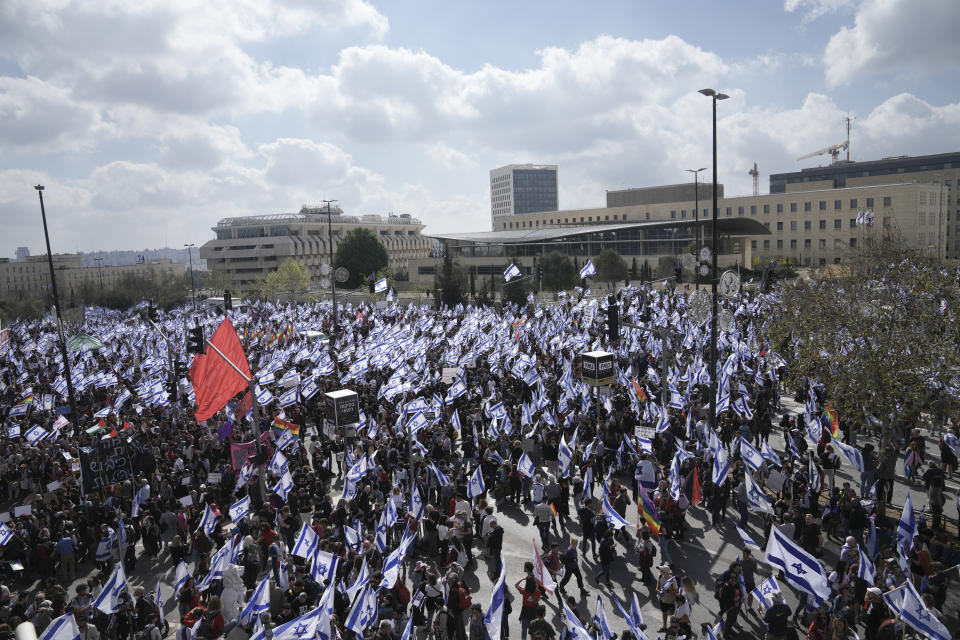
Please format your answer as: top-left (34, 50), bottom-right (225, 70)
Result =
top-left (34, 185), bottom-right (80, 435)
top-left (184, 243), bottom-right (196, 310)
top-left (698, 88), bottom-right (728, 431)
top-left (322, 200), bottom-right (339, 335)
top-left (685, 167), bottom-right (707, 288)
top-left (94, 257), bottom-right (104, 291)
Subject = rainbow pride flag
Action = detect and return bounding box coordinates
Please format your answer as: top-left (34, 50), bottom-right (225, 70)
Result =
top-left (638, 487), bottom-right (662, 537)
top-left (272, 417), bottom-right (300, 439)
top-left (822, 407), bottom-right (839, 438)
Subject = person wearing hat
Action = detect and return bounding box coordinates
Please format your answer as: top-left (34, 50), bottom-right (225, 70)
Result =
top-left (467, 603), bottom-right (485, 640)
top-left (655, 565), bottom-right (678, 632)
top-left (863, 587), bottom-right (889, 639)
top-left (762, 592), bottom-right (790, 640)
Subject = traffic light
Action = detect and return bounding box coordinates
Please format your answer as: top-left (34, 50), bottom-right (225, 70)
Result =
top-left (167, 376), bottom-right (178, 400)
top-left (368, 276), bottom-right (375, 294)
top-left (606, 294), bottom-right (619, 343)
top-left (224, 289), bottom-right (233, 311)
top-left (173, 359), bottom-right (185, 380)
top-left (674, 265), bottom-right (682, 283)
top-left (536, 265), bottom-right (543, 282)
top-left (187, 324), bottom-right (205, 355)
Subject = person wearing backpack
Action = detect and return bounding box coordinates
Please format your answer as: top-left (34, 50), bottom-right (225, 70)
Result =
top-left (448, 578), bottom-right (471, 640)
top-left (557, 538), bottom-right (585, 595)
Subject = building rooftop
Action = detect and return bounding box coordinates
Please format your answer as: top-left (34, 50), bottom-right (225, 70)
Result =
top-left (214, 206), bottom-right (422, 229)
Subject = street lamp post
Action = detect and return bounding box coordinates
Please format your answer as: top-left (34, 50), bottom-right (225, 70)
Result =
top-left (184, 243), bottom-right (196, 310)
top-left (686, 167), bottom-right (707, 288)
top-left (94, 257), bottom-right (104, 291)
top-left (933, 174), bottom-right (944, 258)
top-left (699, 88), bottom-right (728, 431)
top-left (34, 185), bottom-right (80, 436)
top-left (322, 199), bottom-right (339, 336)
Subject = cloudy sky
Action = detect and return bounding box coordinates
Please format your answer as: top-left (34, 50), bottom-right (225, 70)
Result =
top-left (1, 0), bottom-right (959, 259)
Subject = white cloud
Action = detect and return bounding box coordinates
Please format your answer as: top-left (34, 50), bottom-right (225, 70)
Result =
top-left (426, 142), bottom-right (475, 170)
top-left (784, 0), bottom-right (857, 22)
top-left (0, 76), bottom-right (111, 151)
top-left (823, 0), bottom-right (960, 86)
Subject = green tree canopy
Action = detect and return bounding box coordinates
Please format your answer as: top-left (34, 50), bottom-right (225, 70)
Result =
top-left (541, 251), bottom-right (578, 292)
top-left (594, 249), bottom-right (628, 289)
top-left (502, 277), bottom-right (532, 309)
top-left (259, 259), bottom-right (310, 301)
top-left (434, 249), bottom-right (465, 308)
top-left (761, 237), bottom-right (960, 445)
top-left (334, 228), bottom-right (389, 289)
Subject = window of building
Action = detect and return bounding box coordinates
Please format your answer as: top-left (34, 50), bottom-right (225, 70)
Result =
top-left (681, 210), bottom-right (686, 219)
top-left (849, 238), bottom-right (857, 248)
top-left (776, 222), bottom-right (783, 231)
top-left (645, 212), bottom-right (650, 220)
top-left (919, 212), bottom-right (926, 226)
top-left (804, 202), bottom-right (812, 212)
top-left (819, 239), bottom-right (826, 249)
top-left (587, 217), bottom-right (591, 222)
top-left (763, 240), bottom-right (770, 249)
top-left (777, 203), bottom-right (784, 213)
top-left (849, 219), bottom-right (856, 229)
top-left (612, 215), bottom-right (618, 221)
top-left (883, 196), bottom-right (892, 207)
top-left (777, 240), bottom-right (783, 249)
top-left (671, 211), bottom-right (676, 219)
top-left (804, 239), bottom-right (812, 249)
top-left (790, 221), bottom-right (798, 231)
top-left (790, 239), bottom-right (798, 249)
top-left (564, 218), bottom-right (569, 223)
top-left (750, 205), bottom-right (757, 214)
top-left (866, 197), bottom-right (874, 208)
top-left (819, 201), bottom-right (827, 211)
top-left (605, 215), bottom-right (609, 221)
top-left (834, 219), bottom-right (842, 229)
top-left (819, 220), bottom-right (826, 230)
top-left (738, 206), bottom-right (745, 215)
top-left (726, 207), bottom-right (732, 216)
top-left (834, 200), bottom-right (842, 210)
top-left (790, 203), bottom-right (798, 212)
top-left (751, 240), bottom-right (757, 249)
top-left (850, 199), bottom-right (858, 209)
top-left (763, 204), bottom-right (770, 214)
top-left (804, 220), bottom-right (812, 231)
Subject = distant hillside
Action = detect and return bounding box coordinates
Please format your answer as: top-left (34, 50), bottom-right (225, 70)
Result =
top-left (80, 248), bottom-right (206, 270)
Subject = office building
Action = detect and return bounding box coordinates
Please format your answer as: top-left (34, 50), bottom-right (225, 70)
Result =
top-left (0, 254), bottom-right (185, 301)
top-left (14, 247), bottom-right (29, 262)
top-left (200, 204), bottom-right (432, 293)
top-left (490, 164), bottom-right (559, 224)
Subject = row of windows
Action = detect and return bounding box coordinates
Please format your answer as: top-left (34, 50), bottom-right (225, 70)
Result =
top-left (753, 238), bottom-right (857, 250)
top-left (504, 212), bottom-right (631, 229)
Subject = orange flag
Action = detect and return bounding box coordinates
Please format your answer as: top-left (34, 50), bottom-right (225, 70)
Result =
top-left (190, 318), bottom-right (252, 421)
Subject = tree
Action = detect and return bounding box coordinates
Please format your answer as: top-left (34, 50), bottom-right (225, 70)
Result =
top-left (502, 277), bottom-right (532, 309)
top-left (594, 249), bottom-right (628, 289)
top-left (259, 259), bottom-right (310, 301)
top-left (761, 237), bottom-right (960, 450)
top-left (205, 268), bottom-right (232, 294)
top-left (540, 251), bottom-right (578, 292)
top-left (630, 257), bottom-right (638, 280)
top-left (334, 227), bottom-right (389, 289)
top-left (434, 249), bottom-right (465, 308)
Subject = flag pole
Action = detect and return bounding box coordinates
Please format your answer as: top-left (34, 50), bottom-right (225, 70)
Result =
top-left (204, 338), bottom-right (267, 504)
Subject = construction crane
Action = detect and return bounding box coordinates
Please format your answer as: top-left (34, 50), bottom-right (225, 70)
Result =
top-left (748, 162), bottom-right (759, 196)
top-left (797, 140), bottom-right (848, 164)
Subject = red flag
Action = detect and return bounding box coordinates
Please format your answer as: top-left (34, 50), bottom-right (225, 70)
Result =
top-left (190, 318), bottom-right (252, 421)
top-left (236, 391), bottom-right (252, 421)
top-left (690, 466), bottom-right (702, 507)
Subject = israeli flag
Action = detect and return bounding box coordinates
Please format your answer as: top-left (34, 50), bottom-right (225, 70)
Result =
top-left (888, 581), bottom-right (952, 640)
top-left (612, 594), bottom-right (645, 640)
top-left (563, 601), bottom-right (592, 640)
top-left (427, 462), bottom-right (451, 487)
top-left (409, 484), bottom-right (425, 520)
top-left (601, 495), bottom-right (630, 530)
top-left (467, 466), bottom-right (486, 498)
top-left (761, 441), bottom-right (782, 467)
top-left (764, 525), bottom-right (830, 601)
top-left (173, 561), bottom-right (191, 598)
top-left (310, 549), bottom-right (338, 585)
top-left (897, 492), bottom-right (917, 554)
top-left (301, 377), bottom-right (320, 401)
top-left (196, 504), bottom-right (218, 537)
top-left (255, 385), bottom-right (273, 405)
top-left (24, 424), bottom-right (50, 445)
top-left (857, 546), bottom-right (876, 584)
top-left (130, 491), bottom-right (143, 518)
top-left (237, 462), bottom-right (256, 490)
top-left (344, 585), bottom-right (379, 636)
top-left (154, 583), bottom-right (164, 619)
top-left (808, 457), bottom-right (823, 493)
top-left (0, 522), bottom-right (15, 546)
top-left (268, 450), bottom-right (289, 477)
top-left (291, 522), bottom-right (319, 559)
top-left (516, 451), bottom-right (536, 479)
top-left (557, 435), bottom-right (573, 478)
top-left (249, 604), bottom-right (325, 640)
top-left (277, 386), bottom-right (298, 408)
top-left (834, 440), bottom-right (865, 473)
top-left (346, 557), bottom-right (370, 602)
top-left (735, 524), bottom-right (761, 550)
top-left (271, 470), bottom-right (294, 503)
top-left (744, 472), bottom-right (774, 514)
top-left (866, 515), bottom-right (879, 560)
top-left (713, 447), bottom-right (730, 485)
top-left (483, 563), bottom-right (507, 640)
top-left (374, 278), bottom-right (387, 293)
top-left (275, 428), bottom-right (296, 451)
top-left (37, 613), bottom-right (81, 640)
top-left (739, 438), bottom-right (765, 472)
top-left (239, 574), bottom-right (271, 626)
top-left (750, 576), bottom-right (781, 610)
top-left (593, 595), bottom-right (615, 640)
top-left (93, 562), bottom-right (129, 614)
top-left (579, 260), bottom-right (596, 279)
top-left (504, 264), bottom-right (522, 282)
top-left (731, 396), bottom-right (754, 421)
